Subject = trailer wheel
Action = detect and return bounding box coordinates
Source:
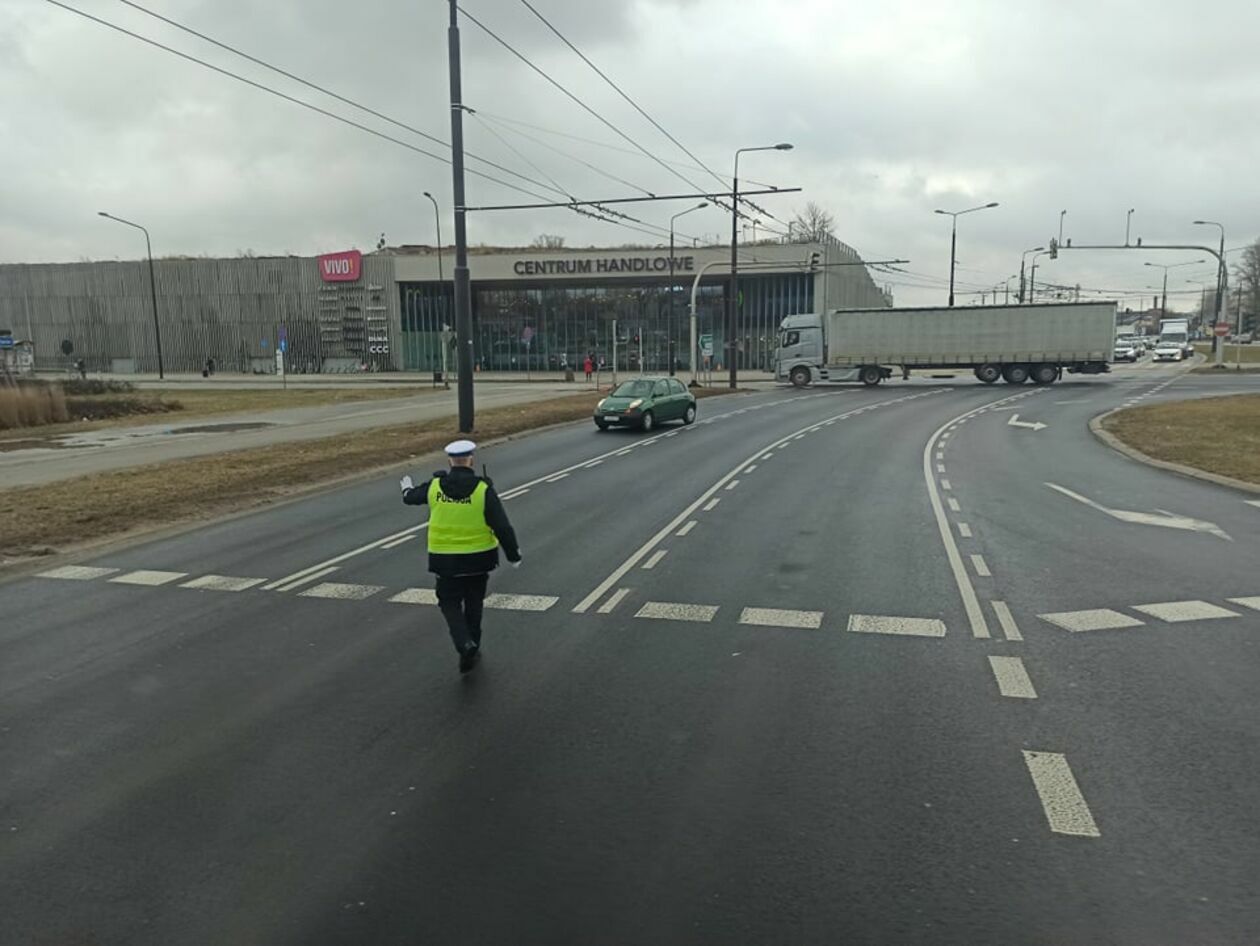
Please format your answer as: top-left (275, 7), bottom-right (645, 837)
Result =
top-left (1001, 364), bottom-right (1030, 385)
top-left (1030, 364), bottom-right (1058, 385)
top-left (974, 364), bottom-right (1001, 384)
top-left (789, 366), bottom-right (811, 388)
top-left (859, 365), bottom-right (883, 386)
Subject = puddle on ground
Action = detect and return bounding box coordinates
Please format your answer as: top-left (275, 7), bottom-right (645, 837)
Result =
top-left (0, 438), bottom-right (73, 452)
top-left (167, 422), bottom-right (275, 434)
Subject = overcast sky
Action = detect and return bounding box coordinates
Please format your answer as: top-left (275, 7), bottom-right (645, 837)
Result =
top-left (3, 0), bottom-right (1257, 309)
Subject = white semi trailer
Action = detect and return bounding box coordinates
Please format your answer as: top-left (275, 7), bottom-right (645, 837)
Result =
top-left (774, 302), bottom-right (1115, 387)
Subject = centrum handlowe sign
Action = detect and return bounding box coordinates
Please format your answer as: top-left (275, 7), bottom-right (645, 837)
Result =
top-left (513, 255), bottom-right (695, 276)
top-left (318, 249), bottom-right (362, 282)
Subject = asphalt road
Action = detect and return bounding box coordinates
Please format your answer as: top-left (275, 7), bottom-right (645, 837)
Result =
top-left (4, 362), bottom-right (1260, 945)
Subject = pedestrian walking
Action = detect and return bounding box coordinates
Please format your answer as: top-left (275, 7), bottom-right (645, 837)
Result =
top-left (584, 354), bottom-right (594, 381)
top-left (400, 440), bottom-right (522, 674)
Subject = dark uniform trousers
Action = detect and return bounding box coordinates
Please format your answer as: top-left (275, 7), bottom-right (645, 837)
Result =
top-left (435, 573), bottom-right (489, 653)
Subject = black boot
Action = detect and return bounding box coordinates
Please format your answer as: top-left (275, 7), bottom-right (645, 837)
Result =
top-left (459, 644), bottom-right (481, 674)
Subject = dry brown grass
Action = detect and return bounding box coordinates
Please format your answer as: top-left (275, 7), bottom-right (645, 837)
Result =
top-left (1102, 394), bottom-right (1260, 485)
top-left (0, 389), bottom-right (741, 558)
top-left (0, 385), bottom-right (70, 429)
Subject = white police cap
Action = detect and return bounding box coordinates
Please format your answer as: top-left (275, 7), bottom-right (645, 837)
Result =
top-left (444, 439), bottom-right (477, 457)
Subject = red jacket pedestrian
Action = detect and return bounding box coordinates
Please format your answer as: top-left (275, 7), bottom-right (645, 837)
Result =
top-left (583, 356), bottom-right (594, 380)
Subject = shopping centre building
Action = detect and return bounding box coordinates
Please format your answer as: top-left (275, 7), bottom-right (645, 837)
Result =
top-left (0, 238), bottom-right (889, 375)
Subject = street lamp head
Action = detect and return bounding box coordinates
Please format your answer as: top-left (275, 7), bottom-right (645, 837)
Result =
top-left (1192, 219), bottom-right (1206, 225)
top-left (696, 201), bottom-right (708, 209)
top-left (423, 191), bottom-right (433, 199)
top-left (985, 202), bottom-right (999, 208)
top-left (774, 143), bottom-right (793, 151)
top-left (933, 209), bottom-right (948, 216)
top-left (97, 211), bottom-right (110, 218)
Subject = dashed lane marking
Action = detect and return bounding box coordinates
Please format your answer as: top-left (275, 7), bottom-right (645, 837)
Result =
top-left (675, 521), bottom-right (698, 537)
top-left (597, 588), bottom-right (630, 614)
top-left (724, 480), bottom-right (741, 491)
top-left (846, 614), bottom-right (946, 638)
top-left (583, 459), bottom-right (603, 468)
top-left (989, 656), bottom-right (1038, 699)
top-left (641, 550), bottom-right (668, 570)
top-left (380, 535), bottom-right (415, 550)
top-left (389, 588), bottom-right (439, 605)
top-left (941, 479), bottom-right (953, 491)
top-left (760, 454), bottom-right (773, 461)
top-left (544, 472), bottom-right (570, 482)
top-left (110, 570), bottom-right (187, 587)
top-left (1228, 596), bottom-right (1260, 612)
top-left (485, 593), bottom-right (559, 612)
top-left (1038, 609), bottom-right (1144, 632)
top-left (179, 575), bottom-right (266, 592)
top-left (37, 565), bottom-right (119, 581)
top-left (1022, 751), bottom-right (1101, 838)
top-left (744, 465), bottom-right (757, 473)
top-left (300, 582), bottom-right (384, 601)
top-left (634, 601), bottom-right (719, 623)
top-left (739, 607), bottom-right (823, 629)
top-left (937, 463), bottom-right (947, 473)
top-left (947, 498), bottom-right (961, 513)
top-left (957, 522), bottom-right (972, 538)
top-left (970, 554), bottom-right (991, 577)
top-left (1131, 600), bottom-right (1241, 623)
top-left (703, 498), bottom-right (721, 512)
top-left (991, 600), bottom-right (1024, 641)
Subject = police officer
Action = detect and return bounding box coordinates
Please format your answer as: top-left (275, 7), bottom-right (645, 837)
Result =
top-left (400, 440), bottom-right (521, 673)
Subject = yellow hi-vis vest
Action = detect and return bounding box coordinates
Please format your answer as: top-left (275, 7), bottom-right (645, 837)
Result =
top-left (427, 478), bottom-right (498, 554)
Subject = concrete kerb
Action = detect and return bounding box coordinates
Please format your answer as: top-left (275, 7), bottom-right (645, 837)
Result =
top-left (0, 388), bottom-right (752, 582)
top-left (1089, 408), bottom-right (1260, 496)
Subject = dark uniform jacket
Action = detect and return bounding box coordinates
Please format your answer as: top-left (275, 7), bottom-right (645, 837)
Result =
top-left (402, 467), bottom-right (521, 576)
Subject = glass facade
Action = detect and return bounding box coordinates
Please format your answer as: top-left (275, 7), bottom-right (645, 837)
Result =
top-left (399, 273), bottom-right (813, 374)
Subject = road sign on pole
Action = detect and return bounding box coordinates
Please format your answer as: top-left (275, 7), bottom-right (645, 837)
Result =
top-left (1215, 322), bottom-right (1231, 337)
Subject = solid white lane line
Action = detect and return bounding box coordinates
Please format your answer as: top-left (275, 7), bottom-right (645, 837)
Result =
top-left (300, 582), bottom-right (384, 601)
top-left (1131, 600), bottom-right (1240, 623)
top-left (1228, 596), bottom-right (1260, 612)
top-left (484, 593), bottom-right (558, 612)
top-left (597, 588), bottom-right (630, 614)
top-left (675, 521), bottom-right (698, 537)
top-left (642, 550), bottom-right (668, 570)
top-left (1038, 609), bottom-right (1144, 632)
top-left (989, 656), bottom-right (1037, 698)
top-left (389, 588), bottom-right (438, 605)
top-left (970, 554), bottom-right (991, 577)
top-left (947, 498), bottom-right (961, 513)
top-left (991, 600), bottom-right (1024, 641)
top-left (957, 522), bottom-right (972, 538)
top-left (37, 565), bottom-right (119, 581)
top-left (380, 535), bottom-right (416, 550)
top-left (179, 575), bottom-right (266, 592)
top-left (1022, 751), bottom-right (1101, 838)
top-left (941, 479), bottom-right (953, 491)
top-left (272, 566), bottom-right (339, 593)
top-left (739, 607), bottom-right (823, 629)
top-left (110, 570), bottom-right (187, 587)
top-left (571, 390), bottom-right (944, 615)
top-left (846, 614), bottom-right (946, 638)
top-left (703, 498), bottom-right (721, 512)
top-left (635, 601), bottom-right (719, 623)
top-left (724, 480), bottom-right (741, 491)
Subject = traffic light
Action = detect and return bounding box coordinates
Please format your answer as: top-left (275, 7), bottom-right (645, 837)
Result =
top-left (807, 251), bottom-right (821, 272)
top-left (1049, 237), bottom-right (1058, 260)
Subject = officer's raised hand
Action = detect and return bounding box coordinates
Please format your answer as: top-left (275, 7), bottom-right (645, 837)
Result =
top-left (399, 474), bottom-right (414, 494)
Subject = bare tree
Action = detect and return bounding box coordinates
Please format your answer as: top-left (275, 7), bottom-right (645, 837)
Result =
top-left (790, 202), bottom-right (834, 242)
top-left (1234, 238), bottom-right (1260, 334)
top-left (531, 234), bottom-right (566, 249)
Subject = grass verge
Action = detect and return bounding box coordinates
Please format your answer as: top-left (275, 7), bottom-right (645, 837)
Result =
top-left (1, 387), bottom-right (738, 560)
top-left (1100, 394), bottom-right (1260, 486)
top-left (1192, 343), bottom-right (1260, 364)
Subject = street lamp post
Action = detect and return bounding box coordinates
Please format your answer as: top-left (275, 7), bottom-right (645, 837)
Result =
top-left (1019, 245), bottom-right (1045, 304)
top-left (1192, 221), bottom-right (1226, 360)
top-left (1186, 279), bottom-right (1211, 333)
top-left (422, 191), bottom-right (448, 388)
top-left (1144, 259), bottom-right (1206, 319)
top-left (728, 142), bottom-right (792, 389)
top-left (98, 211), bottom-right (163, 379)
top-left (1028, 249), bottom-right (1052, 303)
top-left (934, 202), bottom-right (999, 306)
top-left (669, 201), bottom-right (707, 376)
top-left (1059, 209), bottom-right (1067, 246)
top-left (1126, 208), bottom-right (1136, 246)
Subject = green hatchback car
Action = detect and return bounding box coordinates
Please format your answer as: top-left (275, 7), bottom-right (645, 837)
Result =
top-left (594, 376), bottom-right (697, 431)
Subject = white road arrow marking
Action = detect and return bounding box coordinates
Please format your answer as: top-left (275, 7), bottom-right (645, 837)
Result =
top-left (1008, 414), bottom-right (1047, 431)
top-left (1045, 483), bottom-right (1233, 540)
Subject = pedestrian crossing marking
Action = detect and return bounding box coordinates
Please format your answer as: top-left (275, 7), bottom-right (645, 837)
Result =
top-left (1228, 596), bottom-right (1260, 612)
top-left (300, 582), bottom-right (384, 601)
top-left (738, 607), bottom-right (823, 629)
top-left (1131, 600), bottom-right (1240, 623)
top-left (1022, 751), bottom-right (1100, 838)
top-left (635, 601), bottom-right (719, 623)
top-left (179, 575), bottom-right (266, 592)
top-left (1038, 609), bottom-right (1144, 632)
top-left (988, 656), bottom-right (1037, 699)
top-left (484, 593), bottom-right (558, 612)
top-left (846, 614), bottom-right (946, 638)
top-left (37, 565), bottom-right (119, 581)
top-left (110, 570), bottom-right (187, 587)
top-left (389, 588), bottom-right (439, 605)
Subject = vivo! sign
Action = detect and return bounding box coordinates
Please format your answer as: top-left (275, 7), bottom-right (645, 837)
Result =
top-left (318, 249), bottom-right (362, 282)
